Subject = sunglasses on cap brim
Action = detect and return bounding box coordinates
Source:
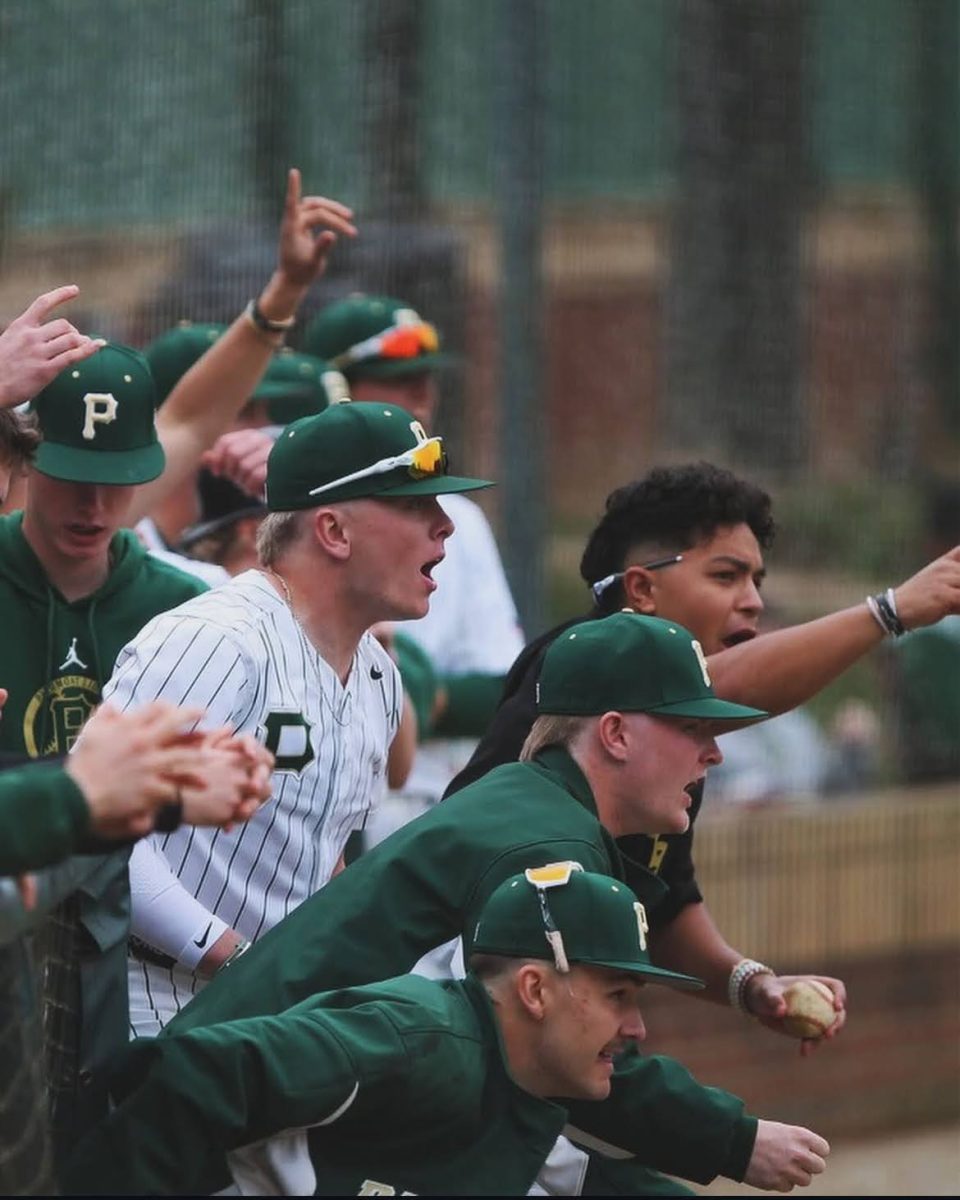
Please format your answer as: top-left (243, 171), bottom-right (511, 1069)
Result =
top-left (308, 435), bottom-right (448, 497)
top-left (331, 322), bottom-right (439, 369)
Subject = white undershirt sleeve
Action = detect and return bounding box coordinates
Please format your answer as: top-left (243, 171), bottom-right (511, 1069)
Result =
top-left (129, 838), bottom-right (230, 971)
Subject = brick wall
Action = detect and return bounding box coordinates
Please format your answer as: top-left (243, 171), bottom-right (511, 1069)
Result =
top-left (639, 946), bottom-right (960, 1139)
top-left (636, 785), bottom-right (960, 1139)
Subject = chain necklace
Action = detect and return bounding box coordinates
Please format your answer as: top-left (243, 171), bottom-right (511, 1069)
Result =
top-left (261, 568), bottom-right (352, 725)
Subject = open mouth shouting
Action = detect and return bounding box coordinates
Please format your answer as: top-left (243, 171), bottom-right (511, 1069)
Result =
top-left (720, 627), bottom-right (757, 649)
top-left (420, 555), bottom-right (444, 590)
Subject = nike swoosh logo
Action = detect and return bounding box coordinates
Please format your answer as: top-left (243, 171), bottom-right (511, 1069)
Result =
top-left (193, 922), bottom-right (213, 950)
top-left (370, 667), bottom-right (383, 680)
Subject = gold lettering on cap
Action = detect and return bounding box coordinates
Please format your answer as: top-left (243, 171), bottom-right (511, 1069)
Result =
top-left (81, 392), bottom-right (118, 440)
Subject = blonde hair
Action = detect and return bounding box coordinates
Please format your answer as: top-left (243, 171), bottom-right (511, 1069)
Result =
top-left (255, 510), bottom-right (306, 567)
top-left (519, 713), bottom-right (591, 762)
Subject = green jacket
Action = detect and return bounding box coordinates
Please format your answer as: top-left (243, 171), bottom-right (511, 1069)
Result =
top-left (0, 511), bottom-right (206, 1150)
top-left (164, 747), bottom-right (756, 1187)
top-left (0, 762), bottom-right (98, 874)
top-left (67, 974), bottom-right (571, 1196)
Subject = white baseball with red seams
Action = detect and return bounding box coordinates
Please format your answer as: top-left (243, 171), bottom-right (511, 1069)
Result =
top-left (781, 979), bottom-right (838, 1039)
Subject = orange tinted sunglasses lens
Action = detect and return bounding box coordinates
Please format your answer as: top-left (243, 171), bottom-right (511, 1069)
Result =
top-left (380, 323), bottom-right (439, 359)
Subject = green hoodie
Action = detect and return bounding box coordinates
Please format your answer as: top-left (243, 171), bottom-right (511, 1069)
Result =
top-left (0, 510), bottom-right (207, 1156)
top-left (0, 511), bottom-right (206, 759)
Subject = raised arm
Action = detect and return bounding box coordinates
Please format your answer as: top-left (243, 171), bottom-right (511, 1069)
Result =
top-left (129, 169), bottom-right (356, 522)
top-left (707, 546), bottom-right (960, 714)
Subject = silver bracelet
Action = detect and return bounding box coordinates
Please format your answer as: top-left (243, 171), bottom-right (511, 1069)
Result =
top-left (865, 594), bottom-right (888, 635)
top-left (866, 591), bottom-right (906, 638)
top-left (245, 298), bottom-right (295, 333)
top-left (217, 939), bottom-right (251, 972)
top-left (728, 958), bottom-right (775, 1015)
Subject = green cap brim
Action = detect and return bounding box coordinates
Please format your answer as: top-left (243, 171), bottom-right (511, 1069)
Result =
top-left (33, 441), bottom-right (166, 486)
top-left (648, 697), bottom-right (768, 722)
top-left (252, 380), bottom-right (317, 401)
top-left (582, 958), bottom-right (704, 991)
top-left (371, 474), bottom-right (493, 498)
top-left (344, 351), bottom-right (455, 380)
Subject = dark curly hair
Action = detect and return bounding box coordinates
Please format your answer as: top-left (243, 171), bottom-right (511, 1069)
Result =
top-left (0, 408), bottom-right (40, 471)
top-left (580, 463), bottom-right (776, 613)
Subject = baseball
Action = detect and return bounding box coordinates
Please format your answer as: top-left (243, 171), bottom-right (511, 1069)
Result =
top-left (781, 980), bottom-right (838, 1039)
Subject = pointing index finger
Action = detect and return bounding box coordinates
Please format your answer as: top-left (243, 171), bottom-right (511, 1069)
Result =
top-left (285, 167), bottom-right (302, 216)
top-left (23, 285), bottom-right (81, 326)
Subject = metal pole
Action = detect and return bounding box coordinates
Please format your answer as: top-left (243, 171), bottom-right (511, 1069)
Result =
top-left (494, 0), bottom-right (546, 636)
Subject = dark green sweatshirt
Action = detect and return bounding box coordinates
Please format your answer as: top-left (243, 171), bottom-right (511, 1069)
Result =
top-left (0, 511), bottom-right (206, 758)
top-left (0, 510), bottom-right (206, 1153)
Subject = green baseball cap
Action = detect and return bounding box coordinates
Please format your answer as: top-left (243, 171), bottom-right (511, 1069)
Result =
top-left (254, 350), bottom-right (350, 424)
top-left (30, 342), bottom-right (165, 486)
top-left (303, 294), bottom-right (454, 380)
top-left (145, 323), bottom-right (348, 424)
top-left (471, 863), bottom-right (703, 990)
top-left (265, 401), bottom-right (491, 512)
top-left (144, 322), bottom-right (226, 405)
top-left (537, 612), bottom-right (768, 723)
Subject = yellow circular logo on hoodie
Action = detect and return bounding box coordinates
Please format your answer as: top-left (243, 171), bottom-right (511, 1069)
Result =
top-left (23, 675), bottom-right (99, 757)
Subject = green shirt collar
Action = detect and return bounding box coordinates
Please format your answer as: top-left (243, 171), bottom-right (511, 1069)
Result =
top-left (530, 745), bottom-right (598, 815)
top-left (460, 974), bottom-right (569, 1131)
top-left (530, 745), bottom-right (668, 912)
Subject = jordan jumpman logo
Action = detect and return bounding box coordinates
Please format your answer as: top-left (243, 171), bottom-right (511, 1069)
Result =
top-left (59, 637), bottom-right (88, 671)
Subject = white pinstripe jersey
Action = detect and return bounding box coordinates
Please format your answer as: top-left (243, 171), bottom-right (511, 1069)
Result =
top-left (102, 569), bottom-right (401, 1031)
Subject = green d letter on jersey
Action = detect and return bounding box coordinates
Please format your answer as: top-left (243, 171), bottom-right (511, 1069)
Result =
top-left (261, 711), bottom-right (315, 773)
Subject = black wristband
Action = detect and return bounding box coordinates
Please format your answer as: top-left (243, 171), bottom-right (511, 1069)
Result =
top-left (129, 936), bottom-right (177, 970)
top-left (873, 591), bottom-right (905, 637)
top-left (154, 798), bottom-right (183, 833)
top-left (245, 298), bottom-right (295, 334)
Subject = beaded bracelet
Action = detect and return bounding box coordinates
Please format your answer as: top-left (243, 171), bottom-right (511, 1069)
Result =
top-left (728, 958), bottom-right (775, 1015)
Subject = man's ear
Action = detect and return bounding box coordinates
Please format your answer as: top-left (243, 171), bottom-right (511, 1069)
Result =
top-left (622, 564), bottom-right (657, 615)
top-left (596, 711), bottom-right (629, 763)
top-left (312, 507), bottom-right (351, 562)
top-left (514, 962), bottom-right (551, 1021)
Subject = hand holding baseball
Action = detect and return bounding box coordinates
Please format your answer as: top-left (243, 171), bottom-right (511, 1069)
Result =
top-left (743, 972), bottom-right (846, 1057)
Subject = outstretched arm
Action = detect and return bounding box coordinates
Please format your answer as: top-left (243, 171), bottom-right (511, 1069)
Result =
top-left (63, 997), bottom-right (407, 1196)
top-left (650, 902), bottom-right (848, 1057)
top-left (129, 169), bottom-right (356, 522)
top-left (744, 1120), bottom-right (830, 1191)
top-left (708, 546), bottom-right (960, 715)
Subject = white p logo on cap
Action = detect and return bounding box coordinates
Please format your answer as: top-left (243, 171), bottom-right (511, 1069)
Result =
top-left (81, 393), bottom-right (118, 440)
top-left (691, 638), bottom-right (711, 688)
